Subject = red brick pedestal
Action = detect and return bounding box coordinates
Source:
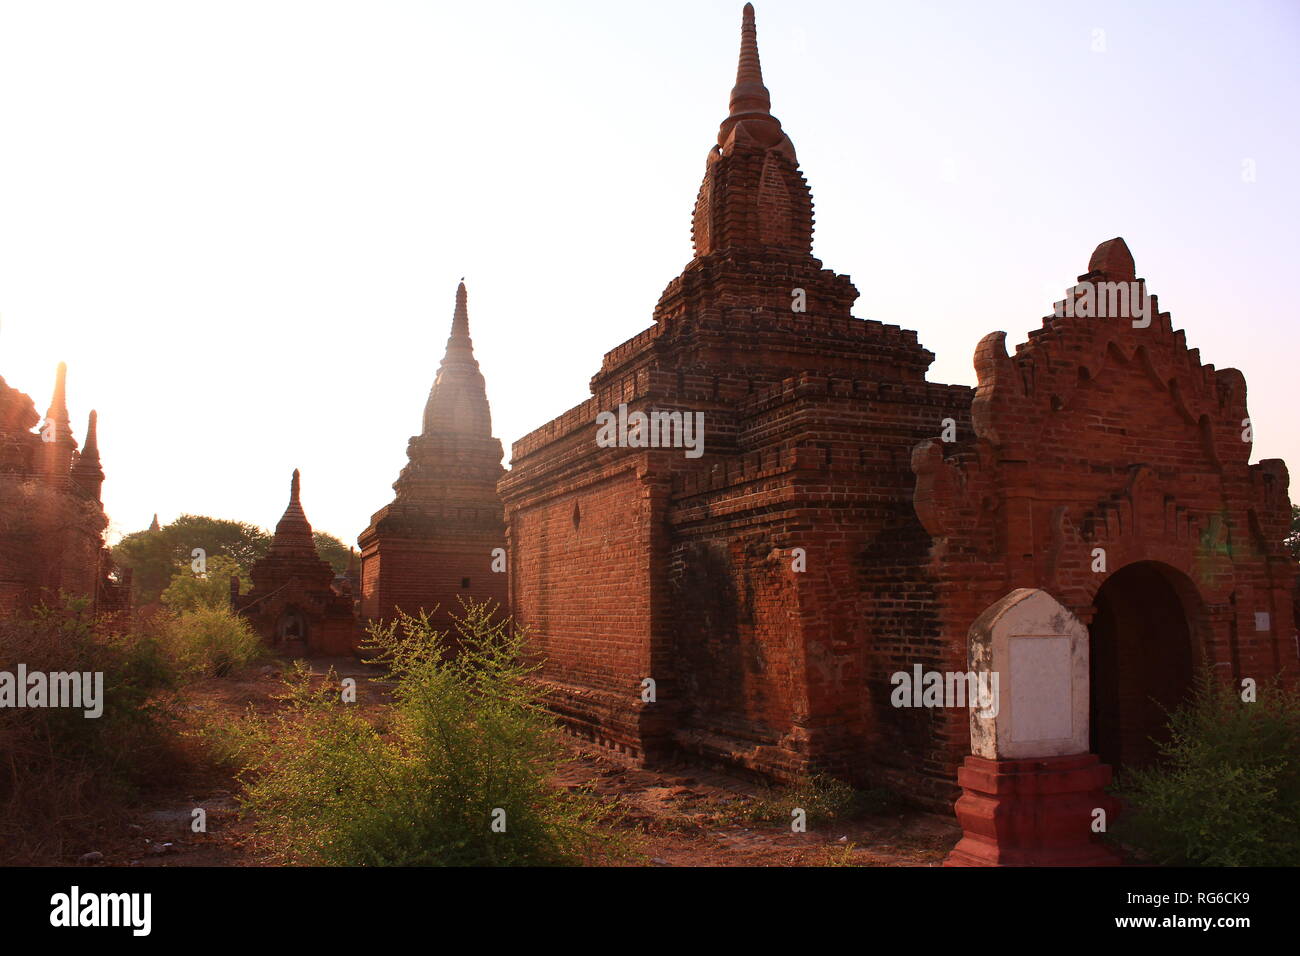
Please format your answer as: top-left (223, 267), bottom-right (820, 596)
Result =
top-left (945, 753), bottom-right (1123, 866)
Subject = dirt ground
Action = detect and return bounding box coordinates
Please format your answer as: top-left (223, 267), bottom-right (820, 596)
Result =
top-left (83, 660), bottom-right (960, 868)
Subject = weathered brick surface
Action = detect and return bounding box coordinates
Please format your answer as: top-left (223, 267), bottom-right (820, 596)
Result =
top-left (235, 469), bottom-right (357, 655)
top-left (359, 282), bottom-right (508, 633)
top-left (0, 363), bottom-right (128, 616)
top-left (911, 242), bottom-right (1300, 796)
top-left (500, 5), bottom-right (1298, 805)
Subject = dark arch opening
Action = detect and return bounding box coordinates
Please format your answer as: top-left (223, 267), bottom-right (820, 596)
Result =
top-left (277, 608), bottom-right (306, 646)
top-left (1089, 561), bottom-right (1198, 770)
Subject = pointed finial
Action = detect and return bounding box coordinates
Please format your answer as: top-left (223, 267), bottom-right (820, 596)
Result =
top-left (70, 408), bottom-right (104, 497)
top-left (453, 281), bottom-right (470, 339)
top-left (83, 410), bottom-right (100, 458)
top-left (149, 514), bottom-right (160, 532)
top-left (717, 4), bottom-right (786, 151)
top-left (45, 362), bottom-right (69, 424)
top-left (270, 467), bottom-right (316, 554)
top-left (419, 281), bottom-right (492, 438)
top-left (732, 3), bottom-right (768, 116)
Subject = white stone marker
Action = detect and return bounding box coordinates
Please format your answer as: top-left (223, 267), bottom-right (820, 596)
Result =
top-left (968, 588), bottom-right (1090, 760)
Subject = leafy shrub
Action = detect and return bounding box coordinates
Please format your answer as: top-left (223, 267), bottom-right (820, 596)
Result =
top-left (240, 601), bottom-right (629, 865)
top-left (1109, 671), bottom-right (1300, 866)
top-left (160, 605), bottom-right (263, 677)
top-left (0, 596), bottom-right (181, 862)
top-left (183, 703), bottom-right (271, 771)
top-left (159, 555), bottom-right (249, 613)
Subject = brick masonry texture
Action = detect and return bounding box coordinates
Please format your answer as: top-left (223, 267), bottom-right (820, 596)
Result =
top-left (498, 4), bottom-right (1299, 805)
top-left (234, 469), bottom-right (357, 656)
top-left (0, 363), bottom-right (129, 618)
top-left (358, 281), bottom-right (508, 635)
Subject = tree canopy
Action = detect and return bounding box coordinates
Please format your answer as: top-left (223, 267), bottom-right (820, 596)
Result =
top-left (113, 515), bottom-right (354, 605)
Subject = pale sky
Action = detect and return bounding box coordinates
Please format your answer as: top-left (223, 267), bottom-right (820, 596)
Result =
top-left (0, 0), bottom-right (1296, 546)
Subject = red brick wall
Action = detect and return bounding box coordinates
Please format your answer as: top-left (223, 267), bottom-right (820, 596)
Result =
top-left (359, 535), bottom-right (507, 634)
top-left (506, 451), bottom-right (666, 756)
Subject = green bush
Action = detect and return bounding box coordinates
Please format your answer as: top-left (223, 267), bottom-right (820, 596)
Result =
top-left (0, 596), bottom-right (181, 862)
top-left (1110, 671), bottom-right (1300, 866)
top-left (161, 605), bottom-right (263, 677)
top-left (159, 555), bottom-right (249, 613)
top-left (240, 601), bottom-right (629, 866)
top-left (183, 703), bottom-right (271, 771)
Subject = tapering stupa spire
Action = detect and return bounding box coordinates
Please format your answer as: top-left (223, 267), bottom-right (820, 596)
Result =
top-left (82, 410), bottom-right (100, 459)
top-left (71, 409), bottom-right (104, 499)
top-left (420, 281), bottom-right (493, 437)
top-left (41, 362), bottom-right (74, 444)
top-left (451, 279), bottom-right (469, 339)
top-left (39, 362), bottom-right (77, 475)
top-left (149, 514), bottom-right (161, 532)
top-left (690, 4), bottom-right (807, 258)
top-left (716, 4), bottom-right (789, 154)
top-left (270, 468), bottom-right (316, 555)
top-left (45, 362), bottom-right (69, 425)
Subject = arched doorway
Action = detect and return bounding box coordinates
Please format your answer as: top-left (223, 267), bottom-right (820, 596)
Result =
top-left (1089, 561), bottom-right (1199, 770)
top-left (277, 608), bottom-right (307, 646)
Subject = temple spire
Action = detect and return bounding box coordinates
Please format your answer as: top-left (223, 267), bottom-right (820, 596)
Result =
top-left (44, 362), bottom-right (69, 427)
top-left (452, 279), bottom-right (469, 339)
top-left (730, 3), bottom-right (770, 118)
top-left (82, 409), bottom-right (100, 460)
top-left (71, 409), bottom-right (104, 499)
top-left (39, 361), bottom-right (77, 475)
top-left (420, 282), bottom-right (493, 438)
top-left (41, 362), bottom-right (74, 445)
top-left (149, 514), bottom-right (161, 532)
top-left (270, 468), bottom-right (316, 555)
top-left (717, 4), bottom-right (787, 152)
top-left (691, 4), bottom-right (806, 257)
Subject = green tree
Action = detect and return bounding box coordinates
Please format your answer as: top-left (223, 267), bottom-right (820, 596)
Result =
top-left (160, 555), bottom-right (250, 612)
top-left (112, 515), bottom-right (271, 605)
top-left (313, 531), bottom-right (353, 575)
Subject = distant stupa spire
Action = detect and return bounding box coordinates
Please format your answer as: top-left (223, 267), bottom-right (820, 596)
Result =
top-left (418, 282), bottom-right (493, 439)
top-left (270, 468), bottom-right (317, 555)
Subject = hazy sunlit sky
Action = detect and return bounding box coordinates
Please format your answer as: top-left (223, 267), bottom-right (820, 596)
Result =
top-left (1, 0), bottom-right (1296, 545)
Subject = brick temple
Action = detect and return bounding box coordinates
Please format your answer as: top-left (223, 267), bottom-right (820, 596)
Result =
top-left (0, 362), bottom-right (130, 617)
top-left (358, 281), bottom-right (508, 631)
top-left (233, 469), bottom-right (357, 655)
top-left (499, 4), bottom-right (1299, 803)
